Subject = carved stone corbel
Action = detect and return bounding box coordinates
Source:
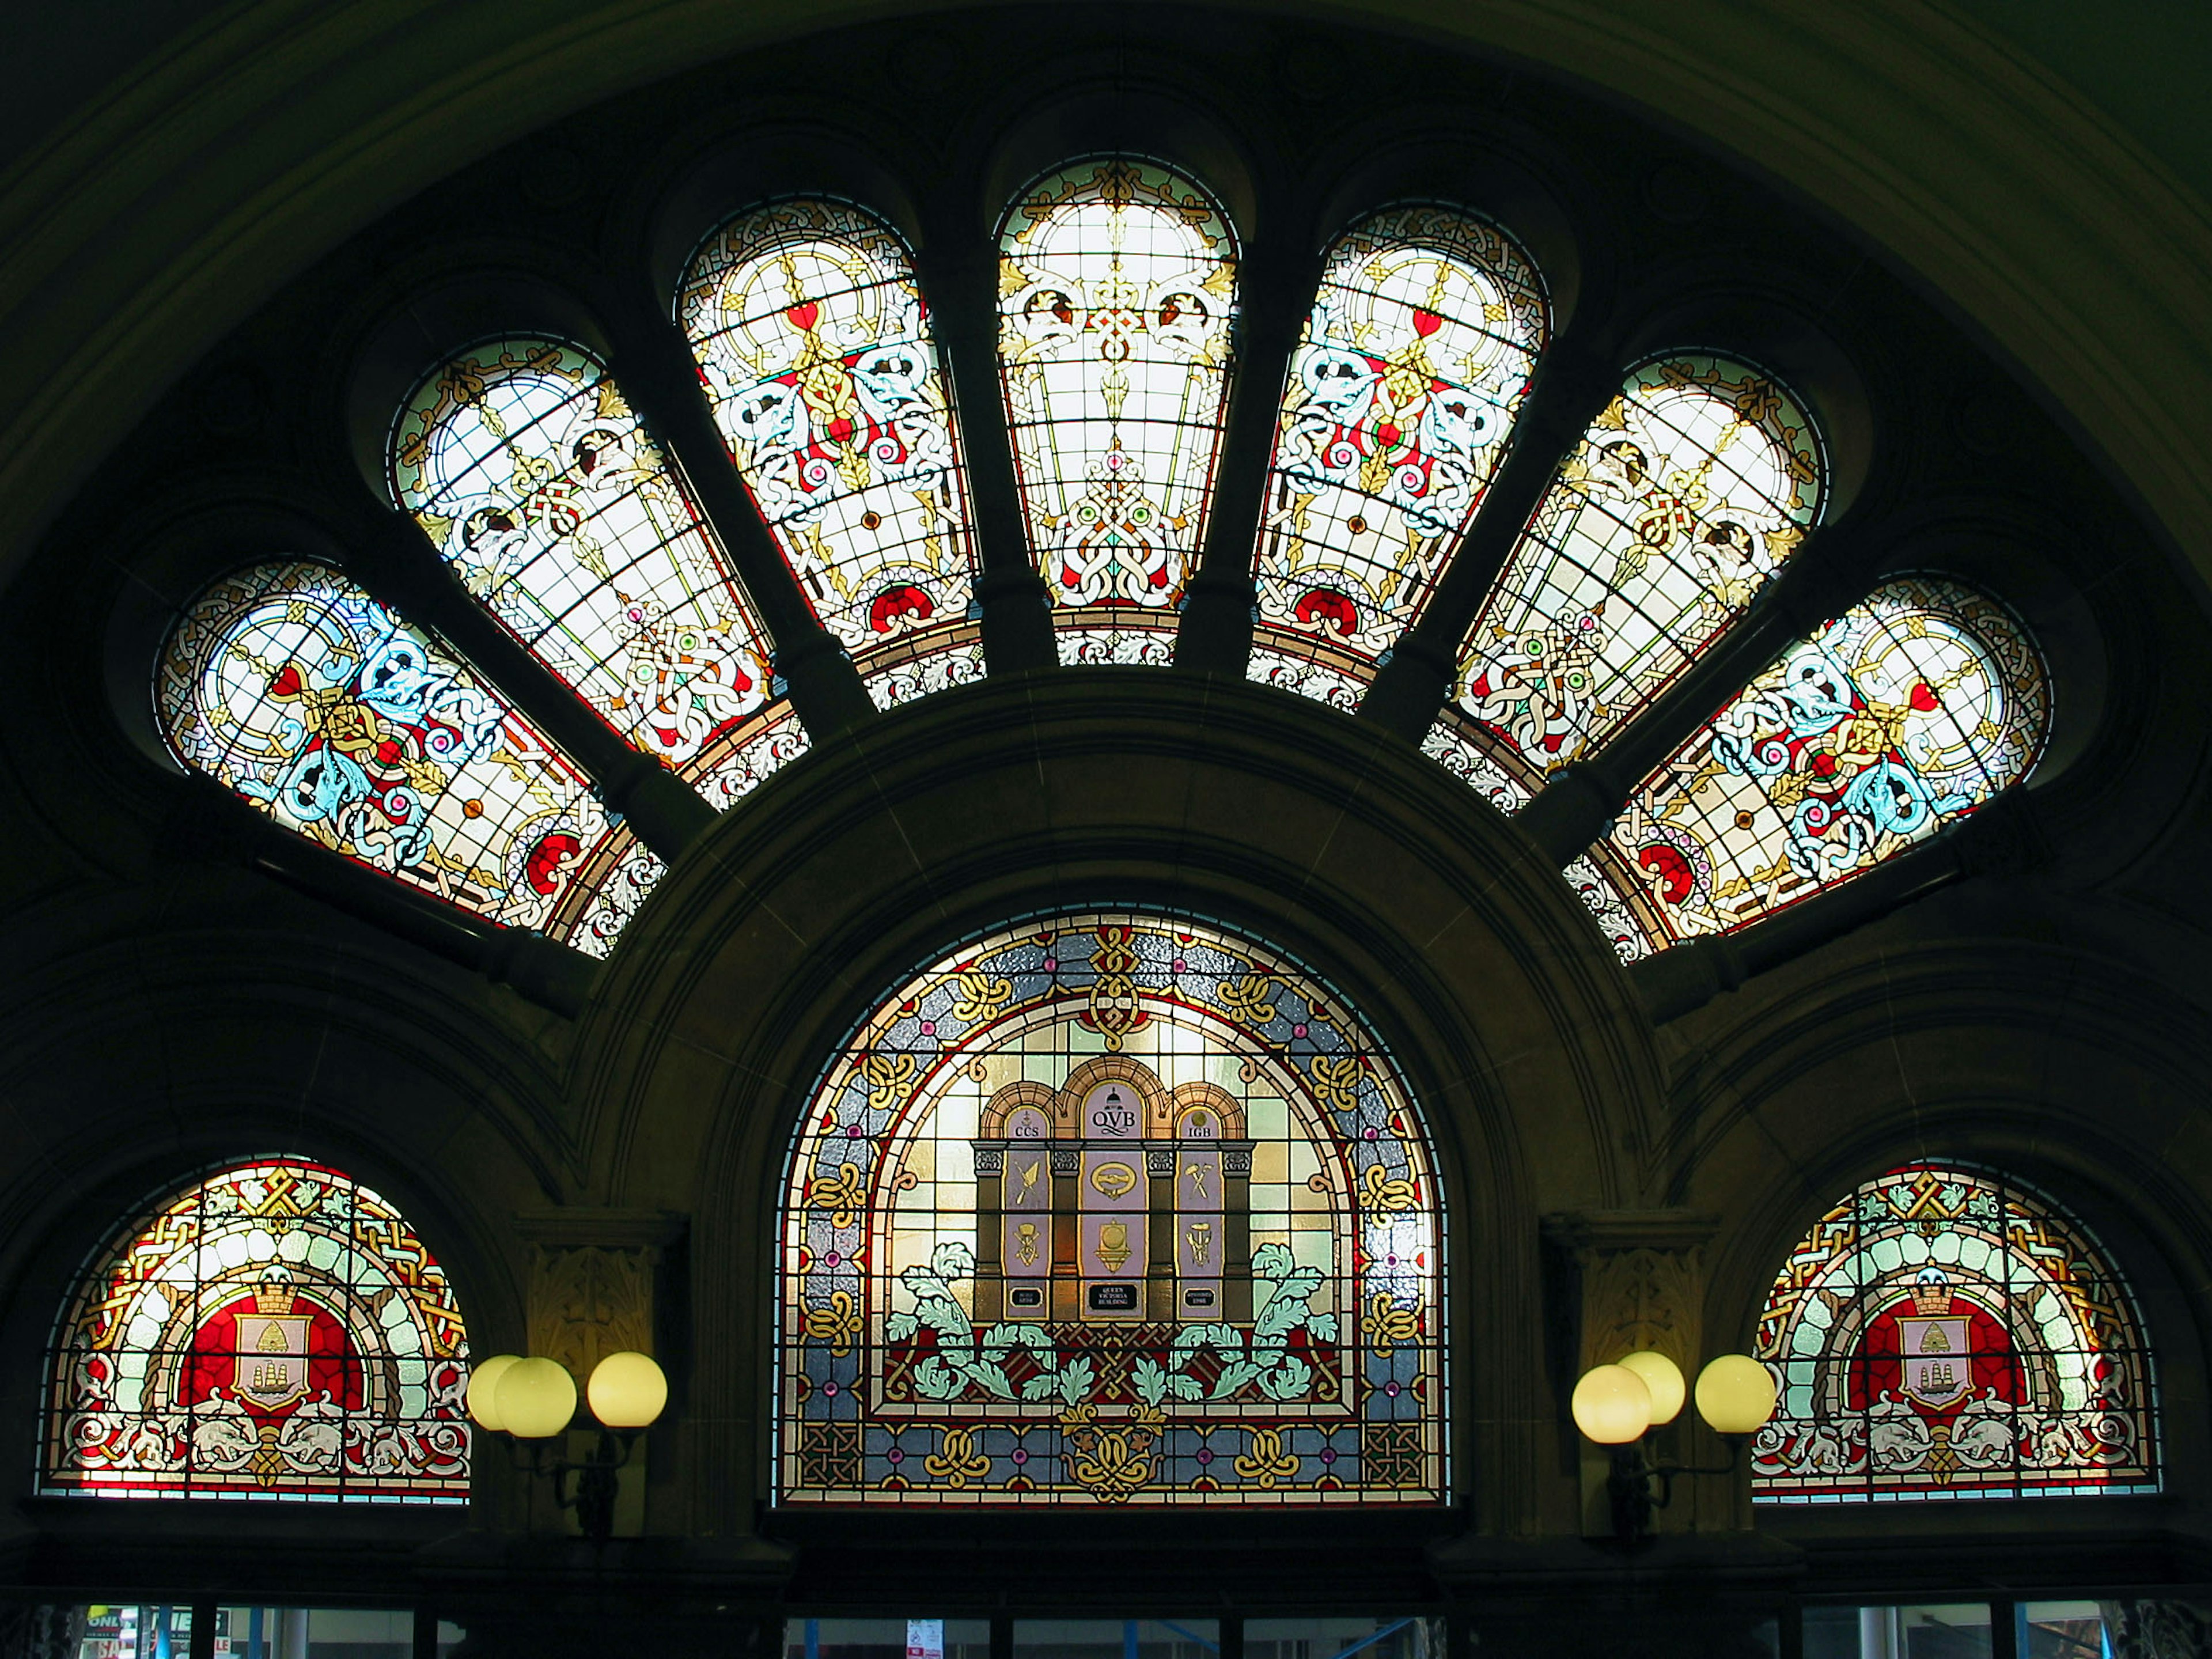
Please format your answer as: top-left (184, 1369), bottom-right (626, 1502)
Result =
top-left (1541, 1209), bottom-right (1724, 1536)
top-left (513, 1208), bottom-right (687, 1378)
top-left (1541, 1209), bottom-right (1720, 1376)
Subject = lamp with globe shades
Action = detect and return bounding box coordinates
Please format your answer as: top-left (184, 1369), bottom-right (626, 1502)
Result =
top-left (465, 1350), bottom-right (668, 1543)
top-left (1570, 1349), bottom-right (1778, 1540)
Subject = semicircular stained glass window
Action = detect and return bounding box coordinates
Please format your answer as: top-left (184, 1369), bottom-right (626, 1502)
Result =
top-left (678, 198), bottom-right (985, 710)
top-left (998, 158), bottom-right (1239, 667)
top-left (1753, 1161), bottom-right (2156, 1502)
top-left (1248, 204), bottom-right (1548, 710)
top-left (41, 1156), bottom-right (471, 1501)
top-left (779, 909), bottom-right (1444, 1505)
top-left (1432, 354), bottom-right (1824, 795)
top-left (1592, 574), bottom-right (2050, 948)
top-left (157, 559), bottom-right (649, 957)
top-left (388, 335), bottom-right (808, 812)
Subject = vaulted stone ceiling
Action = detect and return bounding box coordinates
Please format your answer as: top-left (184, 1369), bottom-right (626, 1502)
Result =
top-left (2, 0), bottom-right (2209, 619)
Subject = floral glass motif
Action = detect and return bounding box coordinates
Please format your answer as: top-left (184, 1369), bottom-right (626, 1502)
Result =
top-left (1251, 205), bottom-right (1548, 702)
top-left (157, 560), bottom-right (638, 950)
top-left (998, 159), bottom-right (1239, 665)
top-left (1753, 1163), bottom-right (2156, 1502)
top-left (1444, 354), bottom-right (1824, 790)
top-left (42, 1157), bottom-right (471, 1501)
top-left (779, 910), bottom-right (1444, 1505)
top-left (1594, 575), bottom-right (2050, 947)
top-left (389, 335), bottom-right (808, 804)
top-left (679, 198), bottom-right (985, 705)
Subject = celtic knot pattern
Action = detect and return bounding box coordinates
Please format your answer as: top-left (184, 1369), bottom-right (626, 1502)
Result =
top-left (41, 1158), bottom-right (472, 1502)
top-left (1751, 1162), bottom-right (2156, 1503)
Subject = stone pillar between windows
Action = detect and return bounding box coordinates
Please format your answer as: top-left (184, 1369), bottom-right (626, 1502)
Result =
top-left (514, 1209), bottom-right (687, 1539)
top-left (1543, 1209), bottom-right (1721, 1536)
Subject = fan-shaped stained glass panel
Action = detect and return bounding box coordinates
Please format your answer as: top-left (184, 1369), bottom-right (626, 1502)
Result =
top-left (779, 910), bottom-right (1444, 1505)
top-left (1594, 575), bottom-right (2049, 947)
top-left (389, 336), bottom-right (806, 801)
top-left (1446, 355), bottom-right (1823, 789)
top-left (157, 560), bottom-right (635, 950)
top-left (679, 199), bottom-right (984, 704)
top-left (1251, 205), bottom-right (1547, 703)
top-left (1753, 1162), bottom-right (2156, 1502)
top-left (998, 159), bottom-right (1239, 665)
top-left (41, 1157), bottom-right (471, 1501)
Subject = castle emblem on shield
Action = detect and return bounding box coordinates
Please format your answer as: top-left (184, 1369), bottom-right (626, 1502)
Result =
top-left (234, 1281), bottom-right (310, 1411)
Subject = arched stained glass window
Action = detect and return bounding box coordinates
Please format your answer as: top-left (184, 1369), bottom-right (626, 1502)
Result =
top-left (157, 559), bottom-right (645, 954)
top-left (678, 198), bottom-right (985, 710)
top-left (41, 1156), bottom-right (471, 1501)
top-left (1435, 355), bottom-right (1824, 793)
top-left (998, 159), bottom-right (1239, 666)
top-left (1248, 204), bottom-right (1548, 706)
top-left (1753, 1162), bottom-right (2156, 1502)
top-left (389, 336), bottom-right (810, 795)
top-left (779, 910), bottom-right (1444, 1505)
top-left (1592, 575), bottom-right (2050, 948)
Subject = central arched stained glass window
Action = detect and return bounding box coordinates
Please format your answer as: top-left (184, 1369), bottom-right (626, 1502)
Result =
top-left (679, 198), bottom-right (986, 709)
top-left (998, 159), bottom-right (1240, 666)
top-left (1248, 203), bottom-right (1548, 709)
top-left (779, 910), bottom-right (1444, 1505)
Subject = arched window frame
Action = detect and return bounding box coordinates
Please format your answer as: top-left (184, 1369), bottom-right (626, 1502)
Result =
top-left (40, 1155), bottom-right (473, 1502)
top-left (676, 195), bottom-right (987, 711)
top-left (386, 332), bottom-right (810, 812)
top-left (1247, 201), bottom-right (1550, 710)
top-left (1752, 1160), bottom-right (2157, 1503)
top-left (1433, 352), bottom-right (1826, 793)
top-left (1593, 572), bottom-right (2051, 949)
top-left (996, 157), bottom-right (1241, 666)
top-left (155, 558), bottom-right (647, 956)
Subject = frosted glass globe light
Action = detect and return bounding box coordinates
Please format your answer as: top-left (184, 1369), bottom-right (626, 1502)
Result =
top-left (1571, 1363), bottom-right (1653, 1445)
top-left (1695, 1354), bottom-right (1779, 1435)
top-left (586, 1350), bottom-right (669, 1430)
top-left (496, 1356), bottom-right (579, 1439)
top-left (1617, 1350), bottom-right (1686, 1426)
top-left (464, 1354), bottom-right (521, 1432)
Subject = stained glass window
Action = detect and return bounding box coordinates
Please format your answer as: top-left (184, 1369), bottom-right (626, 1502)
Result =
top-left (157, 559), bottom-right (637, 952)
top-left (388, 335), bottom-right (810, 793)
top-left (1250, 205), bottom-right (1547, 704)
top-left (42, 1157), bottom-right (471, 1501)
top-left (1593, 575), bottom-right (2050, 947)
top-left (1752, 1162), bottom-right (2156, 1502)
top-left (779, 910), bottom-right (1444, 1505)
top-left (1438, 355), bottom-right (1824, 794)
top-left (998, 159), bottom-right (1239, 665)
top-left (678, 198), bottom-right (986, 710)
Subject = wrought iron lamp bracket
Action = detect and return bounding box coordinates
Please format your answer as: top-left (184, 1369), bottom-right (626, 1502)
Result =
top-left (1606, 1434), bottom-right (1745, 1541)
top-left (504, 1427), bottom-right (646, 1544)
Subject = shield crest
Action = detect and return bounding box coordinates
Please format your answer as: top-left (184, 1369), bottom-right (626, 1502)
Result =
top-left (234, 1311), bottom-right (310, 1411)
top-left (1897, 1315), bottom-right (1972, 1411)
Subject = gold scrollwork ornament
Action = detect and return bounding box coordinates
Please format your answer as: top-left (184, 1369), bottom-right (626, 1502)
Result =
top-left (1233, 1426), bottom-right (1301, 1489)
top-left (1059, 1402), bottom-right (1164, 1503)
top-left (923, 1425), bottom-right (993, 1488)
